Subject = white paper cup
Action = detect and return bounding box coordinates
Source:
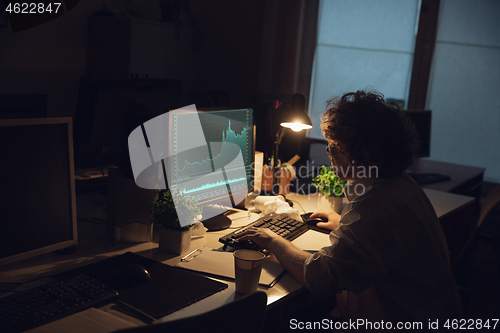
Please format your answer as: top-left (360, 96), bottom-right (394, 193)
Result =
top-left (233, 249), bottom-right (266, 294)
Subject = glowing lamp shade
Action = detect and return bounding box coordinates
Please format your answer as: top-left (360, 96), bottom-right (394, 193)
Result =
top-left (281, 122), bottom-right (312, 132)
top-left (275, 94), bottom-right (312, 137)
top-left (279, 103), bottom-right (313, 132)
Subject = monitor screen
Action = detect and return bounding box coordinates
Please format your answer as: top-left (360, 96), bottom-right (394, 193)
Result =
top-left (168, 108), bottom-right (254, 209)
top-left (404, 110), bottom-right (432, 158)
top-left (0, 118), bottom-right (78, 266)
top-left (128, 106), bottom-right (254, 228)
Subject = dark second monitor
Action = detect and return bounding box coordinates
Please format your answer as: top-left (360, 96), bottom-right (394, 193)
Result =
top-left (404, 110), bottom-right (432, 158)
top-left (0, 118), bottom-right (77, 266)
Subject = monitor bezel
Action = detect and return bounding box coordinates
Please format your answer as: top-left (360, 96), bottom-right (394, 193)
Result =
top-left (0, 117), bottom-right (78, 267)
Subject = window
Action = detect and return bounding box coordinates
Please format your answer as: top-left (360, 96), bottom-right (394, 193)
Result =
top-left (308, 0), bottom-right (421, 139)
top-left (426, 0), bottom-right (500, 182)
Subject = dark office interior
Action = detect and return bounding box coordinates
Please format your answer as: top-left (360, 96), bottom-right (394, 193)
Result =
top-left (1, 0), bottom-right (499, 331)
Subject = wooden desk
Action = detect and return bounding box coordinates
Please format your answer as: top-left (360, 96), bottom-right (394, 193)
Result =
top-left (408, 159), bottom-right (483, 270)
top-left (0, 189), bottom-right (475, 330)
top-left (421, 189), bottom-right (476, 270)
top-left (409, 159), bottom-right (485, 201)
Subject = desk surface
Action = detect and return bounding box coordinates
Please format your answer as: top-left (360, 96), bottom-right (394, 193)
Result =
top-left (0, 189), bottom-right (475, 328)
top-left (409, 159), bottom-right (485, 193)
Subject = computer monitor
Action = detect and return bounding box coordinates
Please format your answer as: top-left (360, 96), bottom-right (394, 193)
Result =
top-left (0, 118), bottom-right (78, 266)
top-left (167, 108), bottom-right (254, 230)
top-left (404, 110), bottom-right (432, 158)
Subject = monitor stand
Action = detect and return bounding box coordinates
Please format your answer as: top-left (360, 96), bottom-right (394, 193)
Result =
top-left (202, 213), bottom-right (231, 231)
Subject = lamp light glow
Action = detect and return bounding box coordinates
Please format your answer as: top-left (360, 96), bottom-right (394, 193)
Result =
top-left (280, 122), bottom-right (313, 132)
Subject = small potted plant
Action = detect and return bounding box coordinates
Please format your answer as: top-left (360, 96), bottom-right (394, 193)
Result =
top-left (150, 189), bottom-right (202, 255)
top-left (311, 165), bottom-right (348, 214)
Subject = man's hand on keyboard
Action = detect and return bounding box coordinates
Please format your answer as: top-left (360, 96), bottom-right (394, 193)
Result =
top-left (239, 226), bottom-right (311, 286)
top-left (239, 227), bottom-right (280, 250)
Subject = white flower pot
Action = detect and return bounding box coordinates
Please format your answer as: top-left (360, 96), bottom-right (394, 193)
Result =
top-left (317, 195), bottom-right (344, 214)
top-left (158, 228), bottom-right (191, 255)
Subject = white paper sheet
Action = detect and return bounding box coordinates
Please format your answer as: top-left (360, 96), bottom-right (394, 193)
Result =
top-left (25, 308), bottom-right (139, 333)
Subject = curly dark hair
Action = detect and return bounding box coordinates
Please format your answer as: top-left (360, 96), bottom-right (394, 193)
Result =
top-left (321, 89), bottom-right (420, 178)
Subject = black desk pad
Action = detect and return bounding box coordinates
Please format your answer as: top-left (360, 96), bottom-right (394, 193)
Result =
top-left (55, 252), bottom-right (228, 318)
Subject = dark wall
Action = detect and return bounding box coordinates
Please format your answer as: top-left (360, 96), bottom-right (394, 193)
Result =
top-left (0, 0), bottom-right (267, 118)
top-left (0, 1), bottom-right (97, 118)
top-left (189, 0), bottom-right (266, 106)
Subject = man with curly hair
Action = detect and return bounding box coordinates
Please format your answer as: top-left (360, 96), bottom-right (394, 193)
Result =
top-left (241, 90), bottom-right (462, 324)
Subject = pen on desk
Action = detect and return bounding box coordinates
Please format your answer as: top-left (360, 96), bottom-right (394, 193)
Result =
top-left (229, 206), bottom-right (248, 212)
top-left (268, 269), bottom-right (287, 288)
top-left (181, 248), bottom-right (202, 262)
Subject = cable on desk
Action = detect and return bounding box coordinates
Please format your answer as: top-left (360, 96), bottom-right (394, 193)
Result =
top-left (289, 199), bottom-right (307, 214)
top-left (227, 210), bottom-right (254, 229)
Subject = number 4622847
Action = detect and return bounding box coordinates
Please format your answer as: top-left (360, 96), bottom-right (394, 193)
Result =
top-left (5, 3), bottom-right (62, 14)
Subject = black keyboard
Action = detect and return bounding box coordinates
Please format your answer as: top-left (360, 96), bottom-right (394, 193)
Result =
top-left (0, 274), bottom-right (119, 333)
top-left (219, 213), bottom-right (308, 252)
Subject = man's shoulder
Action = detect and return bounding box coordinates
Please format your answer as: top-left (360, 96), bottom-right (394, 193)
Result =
top-left (350, 174), bottom-right (432, 218)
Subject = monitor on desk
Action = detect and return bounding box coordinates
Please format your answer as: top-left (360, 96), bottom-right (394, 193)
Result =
top-left (403, 110), bottom-right (451, 183)
top-left (404, 110), bottom-right (432, 158)
top-left (128, 107), bottom-right (254, 230)
top-left (167, 108), bottom-right (255, 230)
top-left (0, 118), bottom-right (78, 266)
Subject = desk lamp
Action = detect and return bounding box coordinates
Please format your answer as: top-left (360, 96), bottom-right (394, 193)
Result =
top-left (271, 94), bottom-right (312, 194)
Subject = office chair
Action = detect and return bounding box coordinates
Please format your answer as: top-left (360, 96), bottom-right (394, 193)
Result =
top-left (112, 291), bottom-right (268, 333)
top-left (455, 184), bottom-right (500, 312)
